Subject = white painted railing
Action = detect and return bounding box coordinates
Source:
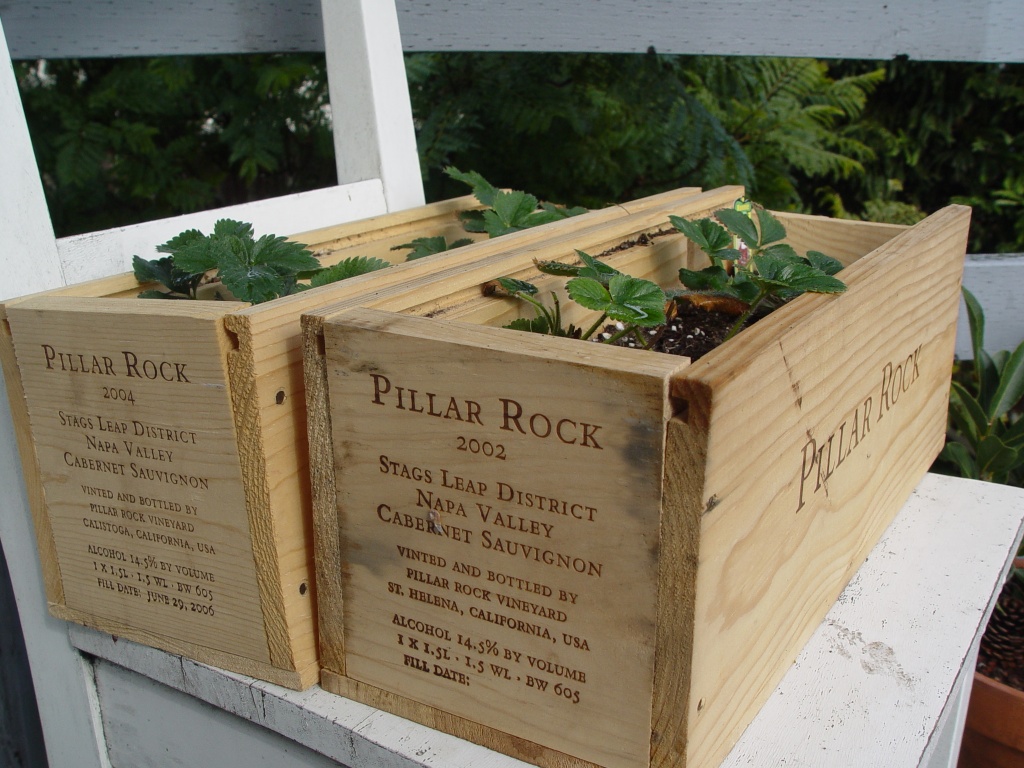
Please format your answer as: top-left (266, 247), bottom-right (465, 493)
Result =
top-left (1, 0), bottom-right (1023, 62)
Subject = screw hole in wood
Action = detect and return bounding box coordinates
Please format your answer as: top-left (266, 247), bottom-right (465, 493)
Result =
top-left (275, 390), bottom-right (286, 405)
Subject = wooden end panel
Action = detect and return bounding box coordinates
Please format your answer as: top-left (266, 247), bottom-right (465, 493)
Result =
top-left (5, 298), bottom-right (273, 668)
top-left (672, 205), bottom-right (971, 767)
top-left (0, 306), bottom-right (65, 604)
top-left (321, 308), bottom-right (684, 768)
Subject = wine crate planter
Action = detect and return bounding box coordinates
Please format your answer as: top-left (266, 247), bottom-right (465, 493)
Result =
top-left (307, 194), bottom-right (970, 766)
top-left (0, 188), bottom-right (701, 690)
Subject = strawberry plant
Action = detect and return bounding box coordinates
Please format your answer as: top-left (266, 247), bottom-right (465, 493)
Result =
top-left (391, 235), bottom-right (474, 261)
top-left (671, 204), bottom-right (846, 340)
top-left (135, 171), bottom-right (586, 302)
top-left (492, 251), bottom-right (667, 348)
top-left (388, 169), bottom-right (585, 262)
top-left (133, 219), bottom-right (389, 304)
top-left (494, 202), bottom-right (847, 354)
top-left (446, 167), bottom-right (586, 238)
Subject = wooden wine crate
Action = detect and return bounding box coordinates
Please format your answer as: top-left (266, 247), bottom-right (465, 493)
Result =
top-left (307, 194), bottom-right (971, 766)
top-left (0, 187), bottom-right (701, 690)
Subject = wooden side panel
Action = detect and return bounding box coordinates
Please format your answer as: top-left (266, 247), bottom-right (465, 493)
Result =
top-left (295, 194), bottom-right (485, 267)
top-left (775, 212), bottom-right (907, 266)
top-left (321, 309), bottom-right (685, 768)
top-left (670, 205), bottom-right (971, 767)
top-left (6, 298), bottom-right (272, 665)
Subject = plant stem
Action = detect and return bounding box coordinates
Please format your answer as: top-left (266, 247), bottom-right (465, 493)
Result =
top-left (516, 292), bottom-right (559, 334)
top-left (581, 312), bottom-right (608, 341)
top-left (724, 287), bottom-right (769, 341)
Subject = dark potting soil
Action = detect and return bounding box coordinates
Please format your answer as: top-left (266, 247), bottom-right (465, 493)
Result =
top-left (599, 299), bottom-right (768, 361)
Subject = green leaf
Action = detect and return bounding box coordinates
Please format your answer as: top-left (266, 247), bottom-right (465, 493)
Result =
top-left (393, 236), bottom-right (473, 261)
top-left (568, 275), bottom-right (666, 327)
top-left (493, 277), bottom-right (539, 297)
top-left (309, 256), bottom-right (390, 287)
top-left (987, 339), bottom-right (1024, 422)
top-left (538, 202), bottom-right (587, 219)
top-left (132, 254), bottom-right (204, 298)
top-left (483, 190), bottom-right (540, 236)
top-left (758, 243), bottom-right (801, 262)
top-left (716, 208), bottom-right (760, 250)
top-left (458, 210), bottom-right (487, 233)
top-left (505, 316), bottom-right (551, 335)
top-left (136, 288), bottom-right (177, 300)
top-left (133, 254), bottom-right (175, 287)
top-left (576, 251), bottom-right (620, 284)
top-left (678, 265), bottom-right (732, 292)
top-left (1002, 415), bottom-right (1024, 448)
top-left (534, 260), bottom-right (582, 277)
top-left (755, 208), bottom-right (787, 246)
top-left (170, 236), bottom-right (227, 274)
top-left (249, 235), bottom-right (320, 274)
top-left (977, 349), bottom-right (1001, 412)
top-left (669, 215), bottom-right (732, 256)
top-left (605, 274), bottom-right (667, 326)
top-left (949, 380), bottom-right (990, 444)
top-left (962, 287), bottom-right (986, 365)
top-left (938, 441), bottom-right (979, 479)
top-left (752, 254), bottom-right (847, 294)
top-left (805, 250), bottom-right (844, 276)
top-left (444, 166), bottom-right (499, 207)
top-left (217, 250), bottom-right (286, 304)
top-left (566, 277), bottom-right (611, 311)
top-left (212, 219), bottom-right (254, 240)
top-left (977, 434), bottom-right (1022, 479)
top-left (156, 228), bottom-right (205, 256)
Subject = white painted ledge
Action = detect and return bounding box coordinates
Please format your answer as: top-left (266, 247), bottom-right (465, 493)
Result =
top-left (68, 473), bottom-right (1024, 767)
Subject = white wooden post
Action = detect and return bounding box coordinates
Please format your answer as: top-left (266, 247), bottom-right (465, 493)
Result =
top-left (321, 0), bottom-right (425, 212)
top-left (0, 17), bottom-right (108, 768)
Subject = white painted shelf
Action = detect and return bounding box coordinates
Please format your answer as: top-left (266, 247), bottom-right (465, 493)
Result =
top-left (69, 473), bottom-right (1024, 767)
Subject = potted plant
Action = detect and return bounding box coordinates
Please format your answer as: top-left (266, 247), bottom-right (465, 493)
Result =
top-left (304, 188), bottom-right (971, 767)
top-left (933, 289), bottom-right (1024, 766)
